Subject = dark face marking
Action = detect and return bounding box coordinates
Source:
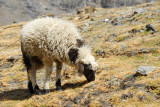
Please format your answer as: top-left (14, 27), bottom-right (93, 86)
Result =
top-left (31, 56), bottom-right (43, 67)
top-left (83, 64), bottom-right (95, 82)
top-left (28, 81), bottom-right (34, 94)
top-left (56, 78), bottom-right (62, 90)
top-left (76, 39), bottom-right (85, 48)
top-left (68, 48), bottom-right (79, 63)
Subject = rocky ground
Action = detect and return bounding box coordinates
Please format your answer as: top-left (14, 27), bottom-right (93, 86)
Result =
top-left (0, 1), bottom-right (160, 107)
top-left (0, 0), bottom-right (156, 26)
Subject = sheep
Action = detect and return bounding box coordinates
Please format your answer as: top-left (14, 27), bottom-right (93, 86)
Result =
top-left (21, 17), bottom-right (98, 95)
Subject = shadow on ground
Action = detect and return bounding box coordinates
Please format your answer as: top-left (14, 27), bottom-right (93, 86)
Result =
top-left (0, 89), bottom-right (32, 101)
top-left (0, 80), bottom-right (88, 101)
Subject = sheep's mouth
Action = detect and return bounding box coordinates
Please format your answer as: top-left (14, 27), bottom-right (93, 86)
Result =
top-left (86, 75), bottom-right (95, 82)
top-left (84, 70), bottom-right (95, 82)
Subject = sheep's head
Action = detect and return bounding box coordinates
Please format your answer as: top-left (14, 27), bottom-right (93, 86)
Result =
top-left (78, 59), bottom-right (98, 82)
top-left (68, 46), bottom-right (98, 82)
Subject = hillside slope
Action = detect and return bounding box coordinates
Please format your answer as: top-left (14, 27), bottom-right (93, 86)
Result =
top-left (0, 1), bottom-right (160, 106)
top-left (0, 0), bottom-right (156, 26)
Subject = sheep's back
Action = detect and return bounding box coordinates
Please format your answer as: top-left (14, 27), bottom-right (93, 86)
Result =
top-left (21, 17), bottom-right (82, 62)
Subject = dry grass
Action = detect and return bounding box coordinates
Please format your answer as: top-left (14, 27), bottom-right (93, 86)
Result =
top-left (0, 1), bottom-right (160, 106)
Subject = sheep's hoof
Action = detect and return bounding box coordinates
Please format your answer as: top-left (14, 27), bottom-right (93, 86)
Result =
top-left (56, 86), bottom-right (62, 91)
top-left (44, 89), bottom-right (50, 94)
top-left (34, 89), bottom-right (42, 95)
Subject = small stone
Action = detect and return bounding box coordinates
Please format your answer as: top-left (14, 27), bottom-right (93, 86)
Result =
top-left (121, 93), bottom-right (133, 100)
top-left (101, 67), bottom-right (107, 71)
top-left (84, 6), bottom-right (95, 14)
top-left (138, 96), bottom-right (144, 101)
top-left (8, 55), bottom-right (21, 63)
top-left (104, 18), bottom-right (109, 22)
top-left (136, 66), bottom-right (156, 76)
top-left (120, 44), bottom-right (127, 51)
top-left (98, 34), bottom-right (103, 38)
top-left (135, 8), bottom-right (147, 14)
top-left (110, 17), bottom-right (121, 26)
top-left (92, 83), bottom-right (96, 86)
top-left (146, 24), bottom-right (157, 32)
top-left (74, 17), bottom-right (80, 20)
top-left (147, 14), bottom-right (152, 19)
top-left (128, 17), bottom-right (135, 21)
top-left (95, 50), bottom-right (106, 58)
top-left (82, 27), bottom-right (88, 32)
top-left (84, 23), bottom-right (89, 27)
top-left (1, 63), bottom-right (12, 69)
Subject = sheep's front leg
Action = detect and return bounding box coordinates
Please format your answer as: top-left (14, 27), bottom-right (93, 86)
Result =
top-left (44, 63), bottom-right (53, 94)
top-left (56, 60), bottom-right (62, 91)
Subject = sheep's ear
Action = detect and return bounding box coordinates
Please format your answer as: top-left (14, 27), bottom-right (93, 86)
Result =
top-left (78, 61), bottom-right (84, 74)
top-left (68, 48), bottom-right (79, 63)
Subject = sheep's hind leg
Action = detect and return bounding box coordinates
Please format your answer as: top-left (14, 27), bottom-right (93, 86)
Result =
top-left (56, 60), bottom-right (62, 91)
top-left (28, 67), bottom-right (41, 95)
top-left (44, 62), bottom-right (52, 94)
top-left (27, 71), bottom-right (34, 94)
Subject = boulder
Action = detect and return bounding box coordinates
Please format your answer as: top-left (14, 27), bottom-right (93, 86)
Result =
top-left (136, 66), bottom-right (156, 76)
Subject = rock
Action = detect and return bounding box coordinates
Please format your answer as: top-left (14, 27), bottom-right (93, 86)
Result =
top-left (91, 83), bottom-right (96, 87)
top-left (104, 18), bottom-right (109, 23)
top-left (73, 95), bottom-right (83, 104)
top-left (121, 93), bottom-right (133, 100)
top-left (135, 66), bottom-right (156, 76)
top-left (138, 48), bottom-right (156, 54)
top-left (76, 9), bottom-right (84, 14)
top-left (84, 23), bottom-right (89, 27)
top-left (120, 75), bottom-right (136, 90)
top-left (110, 17), bottom-right (121, 26)
top-left (82, 27), bottom-right (88, 32)
top-left (133, 84), bottom-right (146, 89)
top-left (117, 44), bottom-right (127, 52)
top-left (101, 66), bottom-right (107, 71)
top-left (146, 24), bottom-right (157, 32)
top-left (1, 63), bottom-right (12, 69)
top-left (95, 50), bottom-right (106, 58)
top-left (7, 55), bottom-right (21, 63)
top-left (128, 29), bottom-right (139, 34)
top-left (128, 17), bottom-right (135, 21)
top-left (98, 34), bottom-right (103, 38)
top-left (74, 17), bottom-right (80, 20)
top-left (138, 96), bottom-right (145, 101)
top-left (84, 6), bottom-right (95, 14)
top-left (147, 14), bottom-right (152, 19)
top-left (135, 8), bottom-right (147, 14)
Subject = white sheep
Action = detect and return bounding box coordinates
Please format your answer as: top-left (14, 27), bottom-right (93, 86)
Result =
top-left (21, 17), bottom-right (98, 95)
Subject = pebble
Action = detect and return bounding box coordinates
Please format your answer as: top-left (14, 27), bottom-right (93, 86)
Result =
top-left (1, 63), bottom-right (12, 69)
top-left (82, 27), bottom-right (89, 32)
top-left (98, 34), bottom-right (103, 38)
top-left (135, 8), bottom-right (147, 14)
top-left (147, 14), bottom-right (152, 19)
top-left (104, 18), bottom-right (109, 22)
